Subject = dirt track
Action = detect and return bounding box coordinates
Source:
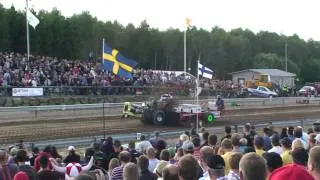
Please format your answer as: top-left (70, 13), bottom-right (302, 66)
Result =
top-left (1, 104), bottom-right (320, 144)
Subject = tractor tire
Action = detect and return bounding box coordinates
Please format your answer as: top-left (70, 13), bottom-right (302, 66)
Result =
top-left (141, 109), bottom-right (153, 124)
top-left (153, 110), bottom-right (167, 125)
top-left (204, 113), bottom-right (215, 124)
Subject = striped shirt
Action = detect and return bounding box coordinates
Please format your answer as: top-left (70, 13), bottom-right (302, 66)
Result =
top-left (110, 166), bottom-right (123, 180)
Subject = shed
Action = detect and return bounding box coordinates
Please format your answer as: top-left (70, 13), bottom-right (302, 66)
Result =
top-left (229, 69), bottom-right (296, 88)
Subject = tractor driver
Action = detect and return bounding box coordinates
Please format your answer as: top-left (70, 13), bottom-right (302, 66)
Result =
top-left (216, 95), bottom-right (225, 114)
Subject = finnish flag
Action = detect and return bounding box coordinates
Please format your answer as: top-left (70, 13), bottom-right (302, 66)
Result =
top-left (198, 62), bottom-right (213, 79)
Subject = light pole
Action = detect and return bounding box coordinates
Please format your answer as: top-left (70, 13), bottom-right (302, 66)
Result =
top-left (285, 43), bottom-right (288, 72)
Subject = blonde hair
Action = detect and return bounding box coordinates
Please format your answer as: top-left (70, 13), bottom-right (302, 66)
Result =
top-left (124, 162), bottom-right (139, 180)
top-left (292, 139), bottom-right (304, 150)
top-left (108, 158), bottom-right (120, 173)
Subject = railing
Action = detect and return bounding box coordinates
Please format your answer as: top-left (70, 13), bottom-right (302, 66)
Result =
top-left (0, 97), bottom-right (319, 123)
top-left (0, 86), bottom-right (241, 97)
top-left (3, 118), bottom-right (317, 150)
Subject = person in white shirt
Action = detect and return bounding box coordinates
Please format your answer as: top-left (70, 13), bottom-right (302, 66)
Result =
top-left (268, 134), bottom-right (283, 155)
top-left (146, 147), bottom-right (159, 173)
top-left (136, 135), bottom-right (152, 154)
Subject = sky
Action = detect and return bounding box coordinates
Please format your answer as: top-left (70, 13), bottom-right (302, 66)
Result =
top-left (1, 0), bottom-right (320, 41)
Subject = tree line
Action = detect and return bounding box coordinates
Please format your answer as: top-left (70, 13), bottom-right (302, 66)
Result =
top-left (1, 4), bottom-right (320, 83)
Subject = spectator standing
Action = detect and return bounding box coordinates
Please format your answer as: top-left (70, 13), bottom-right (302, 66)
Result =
top-left (150, 131), bottom-right (161, 148)
top-left (108, 158), bottom-right (120, 178)
top-left (136, 135), bottom-right (152, 154)
top-left (191, 137), bottom-right (201, 161)
top-left (207, 155), bottom-right (225, 180)
top-left (162, 164), bottom-right (178, 180)
top-left (178, 155), bottom-right (198, 180)
top-left (208, 135), bottom-right (218, 150)
top-left (201, 132), bottom-right (210, 148)
top-left (127, 141), bottom-right (141, 164)
top-left (291, 147), bottom-right (308, 166)
top-left (221, 152), bottom-right (242, 180)
top-left (243, 124), bottom-right (256, 147)
top-left (138, 155), bottom-right (157, 180)
top-left (154, 160), bottom-right (169, 180)
top-left (101, 137), bottom-right (115, 157)
top-left (262, 152), bottom-right (283, 174)
top-left (34, 146), bottom-right (52, 172)
top-left (109, 140), bottom-right (123, 159)
top-left (231, 133), bottom-right (241, 153)
top-left (239, 153), bottom-right (267, 180)
top-left (91, 143), bottom-right (108, 171)
top-left (280, 128), bottom-right (288, 139)
top-left (262, 127), bottom-right (272, 151)
top-left (146, 147), bottom-right (159, 173)
top-left (0, 150), bottom-right (18, 179)
top-left (253, 136), bottom-right (265, 156)
top-left (63, 146), bottom-right (80, 164)
top-left (123, 163), bottom-right (139, 180)
top-left (110, 151), bottom-right (131, 180)
top-left (220, 139), bottom-right (233, 174)
top-left (280, 137), bottom-right (293, 165)
top-left (221, 126), bottom-right (232, 142)
top-left (268, 134), bottom-right (282, 155)
top-left (199, 146), bottom-right (214, 180)
top-left (308, 146), bottom-right (320, 180)
top-left (37, 156), bottom-right (62, 180)
top-left (159, 150), bottom-right (170, 162)
top-left (16, 150), bottom-right (38, 180)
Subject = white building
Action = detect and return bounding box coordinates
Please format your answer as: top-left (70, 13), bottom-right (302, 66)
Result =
top-left (230, 69), bottom-right (296, 88)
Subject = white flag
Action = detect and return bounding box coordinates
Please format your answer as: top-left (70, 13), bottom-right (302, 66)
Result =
top-left (198, 62), bottom-right (213, 79)
top-left (26, 9), bottom-right (39, 29)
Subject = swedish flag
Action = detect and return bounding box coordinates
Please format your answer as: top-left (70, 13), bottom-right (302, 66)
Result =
top-left (102, 41), bottom-right (137, 79)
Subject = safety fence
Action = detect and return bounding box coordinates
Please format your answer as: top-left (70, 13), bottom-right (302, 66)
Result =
top-left (0, 86), bottom-right (244, 98)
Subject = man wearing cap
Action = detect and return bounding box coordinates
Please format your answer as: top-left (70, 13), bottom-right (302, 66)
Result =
top-left (280, 137), bottom-right (293, 165)
top-left (308, 146), bottom-right (320, 180)
top-left (181, 140), bottom-right (204, 179)
top-left (207, 155), bottom-right (225, 180)
top-left (136, 135), bottom-right (152, 154)
top-left (63, 146), bottom-right (80, 164)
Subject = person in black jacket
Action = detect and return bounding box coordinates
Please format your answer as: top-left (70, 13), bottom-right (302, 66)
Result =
top-left (138, 155), bottom-right (157, 180)
top-left (63, 146), bottom-right (80, 164)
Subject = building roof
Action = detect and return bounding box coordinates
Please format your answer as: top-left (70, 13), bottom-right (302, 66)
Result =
top-left (230, 69), bottom-right (296, 77)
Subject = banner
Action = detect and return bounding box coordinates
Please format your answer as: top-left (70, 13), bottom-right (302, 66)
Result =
top-left (12, 88), bottom-right (43, 97)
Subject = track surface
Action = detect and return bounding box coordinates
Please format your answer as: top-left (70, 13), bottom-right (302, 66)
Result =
top-left (1, 104), bottom-right (320, 144)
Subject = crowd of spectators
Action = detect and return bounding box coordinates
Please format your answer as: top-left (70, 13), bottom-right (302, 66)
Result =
top-left (2, 122), bottom-right (320, 180)
top-left (0, 52), bottom-right (236, 91)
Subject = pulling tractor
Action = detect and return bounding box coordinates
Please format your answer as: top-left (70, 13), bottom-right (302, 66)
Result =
top-left (121, 97), bottom-right (221, 127)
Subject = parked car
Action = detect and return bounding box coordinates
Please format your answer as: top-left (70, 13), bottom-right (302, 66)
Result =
top-left (246, 86), bottom-right (278, 98)
top-left (298, 86), bottom-right (316, 96)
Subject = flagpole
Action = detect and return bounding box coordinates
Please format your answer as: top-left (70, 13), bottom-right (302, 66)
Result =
top-left (184, 30), bottom-right (186, 73)
top-left (102, 38), bottom-right (106, 139)
top-left (196, 56), bottom-right (200, 133)
top-left (26, 0), bottom-right (30, 62)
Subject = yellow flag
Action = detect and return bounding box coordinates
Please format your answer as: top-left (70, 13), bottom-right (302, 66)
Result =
top-left (186, 18), bottom-right (191, 28)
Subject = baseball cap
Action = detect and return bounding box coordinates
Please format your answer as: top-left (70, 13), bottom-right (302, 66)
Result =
top-left (182, 141), bottom-right (194, 152)
top-left (207, 155), bottom-right (225, 170)
top-left (68, 146), bottom-right (76, 151)
top-left (269, 164), bottom-right (315, 180)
